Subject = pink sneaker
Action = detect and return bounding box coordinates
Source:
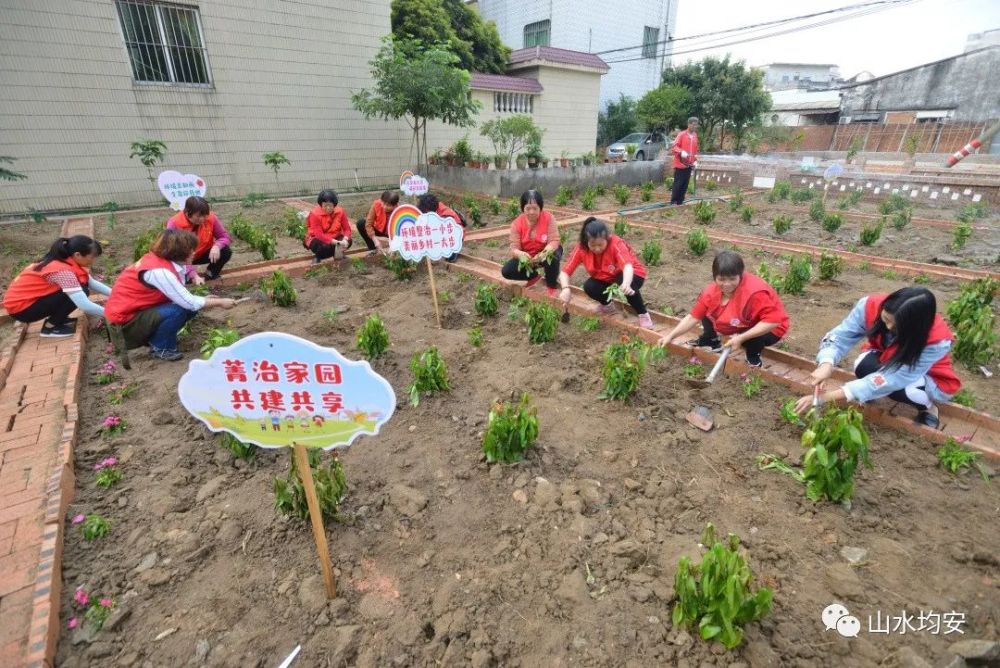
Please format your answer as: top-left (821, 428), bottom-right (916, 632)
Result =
top-left (525, 275), bottom-right (541, 288)
top-left (638, 313), bottom-right (653, 329)
top-left (593, 302), bottom-right (616, 315)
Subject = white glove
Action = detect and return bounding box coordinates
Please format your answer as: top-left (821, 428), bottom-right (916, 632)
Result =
top-left (681, 150), bottom-right (689, 159)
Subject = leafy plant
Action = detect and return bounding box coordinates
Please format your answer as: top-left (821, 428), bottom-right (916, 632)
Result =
top-left (408, 347), bottom-right (450, 406)
top-left (818, 253), bottom-right (843, 281)
top-left (936, 438), bottom-right (982, 475)
top-left (772, 215), bottom-right (792, 235)
top-left (801, 407), bottom-right (872, 502)
top-left (822, 213), bottom-right (843, 233)
top-left (220, 433), bottom-right (256, 461)
top-left (438, 289), bottom-right (452, 304)
top-left (474, 283), bottom-right (500, 317)
top-left (613, 184), bottom-right (631, 206)
top-left (487, 196), bottom-right (502, 215)
top-left (506, 198), bottom-right (521, 218)
top-left (756, 262), bottom-right (782, 292)
top-left (859, 220), bottom-right (883, 246)
top-left (728, 192), bottom-right (744, 212)
top-left (742, 374), bottom-right (764, 398)
top-left (101, 415), bottom-right (125, 436)
top-left (577, 316), bottom-right (601, 332)
top-left (555, 185), bottom-right (573, 207)
top-left (683, 363), bottom-right (703, 378)
top-left (468, 326), bottom-right (484, 348)
top-left (913, 273), bottom-right (930, 285)
top-left (845, 136), bottom-right (863, 163)
top-left (594, 183), bottom-right (607, 197)
top-left (790, 188), bottom-right (813, 204)
top-left (603, 283), bottom-right (627, 303)
top-left (672, 523), bottom-right (773, 649)
top-left (767, 181), bottom-right (790, 203)
top-left (357, 314), bottom-right (390, 359)
top-left (468, 201), bottom-right (483, 227)
top-left (951, 389), bottom-right (975, 407)
top-left (808, 199), bottom-right (825, 222)
top-left (878, 192), bottom-right (909, 215)
top-left (613, 216), bottom-right (630, 237)
top-left (739, 206), bottom-right (754, 223)
top-left (81, 514), bottom-right (111, 541)
top-left (640, 181), bottom-right (655, 202)
top-left (132, 226), bottom-right (161, 261)
top-left (108, 383), bottom-right (137, 406)
top-left (946, 278), bottom-right (998, 367)
top-left (482, 394), bottom-right (538, 464)
top-left (580, 187), bottom-right (597, 211)
top-left (665, 176), bottom-right (674, 190)
top-left (524, 302), bottom-right (559, 344)
top-left (952, 222), bottom-right (972, 250)
top-left (687, 228), bottom-right (709, 256)
top-left (273, 450), bottom-right (346, 522)
top-left (891, 208), bottom-right (911, 230)
top-left (0, 155), bottom-right (27, 181)
top-left (262, 151), bottom-right (290, 184)
top-left (304, 263), bottom-right (331, 279)
top-left (956, 202), bottom-right (988, 224)
top-left (779, 398), bottom-right (806, 428)
top-left (781, 256), bottom-right (811, 295)
top-left (600, 337), bottom-right (665, 400)
top-left (262, 270), bottom-right (297, 306)
top-left (640, 241), bottom-right (662, 266)
top-left (94, 359), bottom-right (118, 386)
top-left (241, 192), bottom-right (266, 208)
top-left (693, 201), bottom-right (716, 224)
top-left (93, 457), bottom-right (121, 488)
top-left (880, 270), bottom-right (899, 280)
top-left (383, 254), bottom-right (417, 280)
top-left (201, 326), bottom-right (239, 359)
top-left (350, 257), bottom-right (367, 274)
top-left (129, 139), bottom-right (167, 183)
top-left (284, 209), bottom-right (306, 241)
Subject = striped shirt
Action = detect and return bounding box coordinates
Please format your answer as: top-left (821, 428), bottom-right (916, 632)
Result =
top-left (142, 262), bottom-right (206, 311)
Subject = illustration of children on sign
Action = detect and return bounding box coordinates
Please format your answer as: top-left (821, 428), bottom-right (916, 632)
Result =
top-left (269, 409), bottom-right (282, 431)
top-left (298, 411), bottom-right (312, 430)
top-left (259, 417), bottom-right (268, 432)
top-left (312, 415), bottom-right (326, 428)
top-left (285, 415), bottom-right (296, 431)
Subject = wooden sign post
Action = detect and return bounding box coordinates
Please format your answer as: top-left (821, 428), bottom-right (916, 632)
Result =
top-left (426, 257), bottom-right (443, 329)
top-left (292, 442), bottom-right (336, 598)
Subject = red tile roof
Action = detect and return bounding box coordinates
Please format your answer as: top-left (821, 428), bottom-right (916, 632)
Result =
top-left (469, 73), bottom-right (544, 93)
top-left (508, 46), bottom-right (610, 72)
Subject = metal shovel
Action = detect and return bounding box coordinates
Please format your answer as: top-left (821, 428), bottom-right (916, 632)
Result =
top-left (686, 347), bottom-right (731, 389)
top-left (684, 348), bottom-right (732, 432)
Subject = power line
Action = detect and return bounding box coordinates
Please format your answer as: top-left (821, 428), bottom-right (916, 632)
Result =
top-left (594, 0), bottom-right (915, 59)
top-left (602, 0), bottom-right (916, 65)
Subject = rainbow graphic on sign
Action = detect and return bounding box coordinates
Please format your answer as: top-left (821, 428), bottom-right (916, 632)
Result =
top-left (399, 170), bottom-right (414, 189)
top-left (399, 171), bottom-right (429, 196)
top-left (388, 204), bottom-right (421, 241)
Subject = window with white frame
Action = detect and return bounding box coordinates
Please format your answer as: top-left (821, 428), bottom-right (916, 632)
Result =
top-left (524, 20), bottom-right (550, 48)
top-left (115, 1), bottom-right (212, 85)
top-left (642, 27), bottom-right (659, 59)
top-left (493, 92), bottom-right (534, 114)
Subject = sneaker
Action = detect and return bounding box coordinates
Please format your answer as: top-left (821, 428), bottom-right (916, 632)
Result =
top-left (40, 322), bottom-right (75, 338)
top-left (525, 275), bottom-right (541, 288)
top-left (637, 313), bottom-right (654, 329)
top-left (546, 287), bottom-right (558, 298)
top-left (593, 302), bottom-right (616, 315)
top-left (915, 410), bottom-right (940, 429)
top-left (694, 334), bottom-right (722, 352)
top-left (311, 257), bottom-right (321, 265)
top-left (746, 352), bottom-right (763, 368)
top-left (150, 347), bottom-right (184, 361)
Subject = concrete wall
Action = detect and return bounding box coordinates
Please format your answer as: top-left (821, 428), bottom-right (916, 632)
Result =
top-left (476, 0), bottom-right (674, 107)
top-left (0, 0), bottom-right (411, 214)
top-left (428, 160), bottom-right (667, 198)
top-left (839, 47), bottom-right (1000, 122)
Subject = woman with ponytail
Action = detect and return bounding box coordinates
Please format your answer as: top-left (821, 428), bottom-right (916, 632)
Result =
top-left (3, 236), bottom-right (109, 337)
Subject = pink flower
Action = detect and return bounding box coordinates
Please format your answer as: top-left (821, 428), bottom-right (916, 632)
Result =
top-left (689, 355), bottom-right (699, 364)
top-left (72, 514), bottom-right (85, 525)
top-left (94, 457), bottom-right (118, 470)
top-left (100, 598), bottom-right (112, 608)
top-left (67, 617), bottom-right (78, 629)
top-left (74, 588), bottom-right (89, 606)
top-left (105, 344), bottom-right (114, 354)
top-left (102, 416), bottom-right (121, 428)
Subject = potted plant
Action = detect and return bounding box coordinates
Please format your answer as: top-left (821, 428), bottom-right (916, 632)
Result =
top-left (560, 151), bottom-right (569, 168)
top-left (476, 151), bottom-right (490, 169)
top-left (454, 136), bottom-right (473, 168)
top-left (625, 143), bottom-right (638, 161)
top-left (526, 142), bottom-right (544, 169)
top-left (428, 150), bottom-right (441, 166)
top-left (582, 153), bottom-right (593, 166)
top-left (541, 155), bottom-right (550, 168)
top-left (494, 154), bottom-right (506, 170)
top-left (516, 154), bottom-right (528, 170)
top-left (444, 147), bottom-right (457, 167)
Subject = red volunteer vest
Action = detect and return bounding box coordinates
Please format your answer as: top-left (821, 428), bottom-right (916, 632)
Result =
top-left (104, 253), bottom-right (183, 325)
top-left (575, 235), bottom-right (647, 282)
top-left (168, 212), bottom-right (218, 258)
top-left (697, 273), bottom-right (790, 337)
top-left (370, 200), bottom-right (388, 234)
top-left (512, 211), bottom-right (555, 256)
top-left (3, 259), bottom-right (90, 315)
top-left (437, 203), bottom-right (465, 227)
top-left (672, 130), bottom-right (699, 169)
top-left (862, 294), bottom-right (961, 394)
top-left (304, 206), bottom-right (349, 247)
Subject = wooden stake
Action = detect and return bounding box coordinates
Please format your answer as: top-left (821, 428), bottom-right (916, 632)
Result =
top-left (426, 257), bottom-right (442, 328)
top-left (292, 443), bottom-right (336, 599)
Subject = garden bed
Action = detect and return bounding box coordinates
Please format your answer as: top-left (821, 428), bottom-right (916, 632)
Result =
top-left (58, 254), bottom-right (999, 667)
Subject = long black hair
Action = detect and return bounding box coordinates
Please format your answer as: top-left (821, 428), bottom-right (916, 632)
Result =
top-left (578, 216), bottom-right (609, 249)
top-left (867, 287), bottom-right (937, 370)
top-left (34, 236), bottom-right (102, 271)
top-left (520, 189), bottom-right (544, 211)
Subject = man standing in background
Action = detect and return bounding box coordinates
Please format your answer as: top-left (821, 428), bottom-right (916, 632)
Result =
top-left (671, 117), bottom-right (699, 205)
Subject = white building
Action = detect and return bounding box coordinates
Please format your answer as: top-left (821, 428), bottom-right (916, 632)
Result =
top-left (766, 90), bottom-right (840, 126)
top-left (965, 29), bottom-right (1000, 52)
top-left (760, 63), bottom-right (841, 92)
top-left (473, 0), bottom-right (678, 108)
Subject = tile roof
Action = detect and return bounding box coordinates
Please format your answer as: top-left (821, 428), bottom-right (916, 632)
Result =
top-left (508, 46), bottom-right (609, 72)
top-left (469, 73), bottom-right (543, 93)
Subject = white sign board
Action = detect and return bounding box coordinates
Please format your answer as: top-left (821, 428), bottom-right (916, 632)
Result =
top-left (752, 176), bottom-right (776, 189)
top-left (158, 171), bottom-right (207, 211)
top-left (399, 171), bottom-right (429, 196)
top-left (387, 205), bottom-right (463, 261)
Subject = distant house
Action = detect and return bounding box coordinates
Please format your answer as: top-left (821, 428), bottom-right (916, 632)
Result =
top-left (759, 63), bottom-right (841, 92)
top-left (767, 90), bottom-right (841, 127)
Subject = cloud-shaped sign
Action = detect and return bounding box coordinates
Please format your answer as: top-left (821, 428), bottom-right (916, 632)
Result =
top-left (387, 205), bottom-right (463, 261)
top-left (158, 170), bottom-right (207, 211)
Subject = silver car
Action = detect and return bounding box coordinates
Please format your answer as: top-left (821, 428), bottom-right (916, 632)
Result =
top-left (605, 131), bottom-right (668, 161)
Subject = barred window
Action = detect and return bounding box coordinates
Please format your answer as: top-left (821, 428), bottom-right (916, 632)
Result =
top-left (524, 20), bottom-right (550, 48)
top-left (494, 93), bottom-right (534, 114)
top-left (116, 1), bottom-right (212, 86)
top-left (642, 26), bottom-right (659, 59)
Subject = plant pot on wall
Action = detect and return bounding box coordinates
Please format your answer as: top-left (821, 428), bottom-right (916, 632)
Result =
top-left (560, 158), bottom-right (568, 168)
top-left (516, 156), bottom-right (528, 169)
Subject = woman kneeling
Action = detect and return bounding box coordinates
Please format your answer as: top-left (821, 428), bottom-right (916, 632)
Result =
top-left (501, 190), bottom-right (562, 296)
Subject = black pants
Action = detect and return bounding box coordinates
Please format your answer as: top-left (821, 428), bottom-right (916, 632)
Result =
top-left (500, 247), bottom-right (563, 288)
top-left (701, 317), bottom-right (780, 363)
top-left (583, 274), bottom-right (647, 314)
top-left (192, 245), bottom-right (232, 279)
top-left (671, 167), bottom-right (693, 205)
top-left (356, 220), bottom-right (388, 251)
top-left (855, 350), bottom-right (931, 409)
top-left (10, 285), bottom-right (90, 326)
top-left (309, 237), bottom-right (352, 260)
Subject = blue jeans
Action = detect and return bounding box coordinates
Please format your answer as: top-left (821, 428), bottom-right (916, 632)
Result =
top-left (149, 303), bottom-right (197, 351)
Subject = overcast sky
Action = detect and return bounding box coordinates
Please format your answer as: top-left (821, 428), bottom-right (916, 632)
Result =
top-left (672, 0), bottom-right (1000, 77)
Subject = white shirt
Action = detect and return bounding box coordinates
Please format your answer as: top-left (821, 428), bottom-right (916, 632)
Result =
top-left (141, 262), bottom-right (206, 311)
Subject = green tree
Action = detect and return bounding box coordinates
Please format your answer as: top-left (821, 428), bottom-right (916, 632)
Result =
top-left (661, 56), bottom-right (770, 151)
top-left (597, 94), bottom-right (638, 147)
top-left (391, 0), bottom-right (509, 74)
top-left (129, 139), bottom-right (167, 184)
top-left (262, 151), bottom-right (290, 185)
top-left (480, 115), bottom-right (542, 169)
top-left (352, 38), bottom-right (480, 169)
top-left (636, 85), bottom-right (690, 133)
top-left (0, 156), bottom-right (26, 181)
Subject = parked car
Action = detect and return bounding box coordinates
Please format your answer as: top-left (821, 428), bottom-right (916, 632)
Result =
top-left (605, 132), bottom-right (668, 161)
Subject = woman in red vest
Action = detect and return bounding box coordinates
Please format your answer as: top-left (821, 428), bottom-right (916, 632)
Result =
top-left (105, 230), bottom-right (235, 361)
top-left (3, 236), bottom-right (110, 338)
top-left (501, 190), bottom-right (562, 297)
top-left (418, 193), bottom-right (466, 263)
top-left (356, 190), bottom-right (399, 254)
top-left (793, 287), bottom-right (961, 428)
top-left (166, 196), bottom-right (232, 281)
top-left (670, 116), bottom-right (699, 206)
top-left (305, 190), bottom-right (352, 263)
top-left (558, 217), bottom-right (653, 329)
top-left (660, 251), bottom-right (790, 368)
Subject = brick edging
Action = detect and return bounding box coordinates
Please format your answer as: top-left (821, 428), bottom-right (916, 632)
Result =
top-left (0, 321), bottom-right (27, 394)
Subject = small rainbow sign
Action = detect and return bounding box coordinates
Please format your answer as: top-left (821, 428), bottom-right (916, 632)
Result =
top-left (399, 171), bottom-right (429, 196)
top-left (388, 204), bottom-right (421, 241)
